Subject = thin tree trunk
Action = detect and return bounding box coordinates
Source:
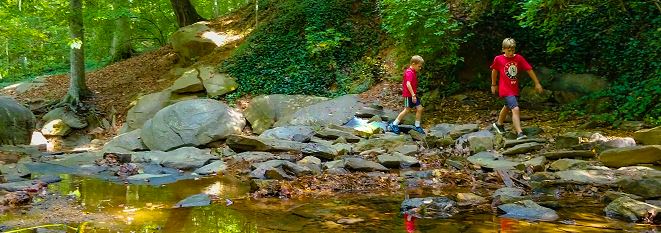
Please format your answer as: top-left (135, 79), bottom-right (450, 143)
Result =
top-left (110, 0), bottom-right (134, 62)
top-left (169, 0), bottom-right (206, 28)
top-left (213, 0), bottom-right (219, 18)
top-left (61, 0), bottom-right (89, 108)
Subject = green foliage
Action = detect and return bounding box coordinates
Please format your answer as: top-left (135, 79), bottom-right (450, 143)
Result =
top-left (223, 0), bottom-right (381, 97)
top-left (517, 0), bottom-right (661, 123)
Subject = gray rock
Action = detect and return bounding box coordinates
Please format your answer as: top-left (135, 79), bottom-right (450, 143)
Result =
top-left (502, 142), bottom-right (544, 155)
top-left (250, 160), bottom-right (312, 180)
top-left (504, 138), bottom-right (547, 148)
top-left (603, 191), bottom-right (643, 203)
top-left (43, 107), bottom-right (87, 129)
top-left (540, 150), bottom-right (594, 159)
top-left (325, 168), bottom-right (349, 175)
top-left (170, 22), bottom-right (219, 62)
top-left (550, 73), bottom-right (608, 104)
top-left (131, 147), bottom-right (215, 170)
top-left (323, 160), bottom-right (345, 170)
top-left (429, 123), bottom-right (480, 139)
top-left (498, 200), bottom-right (559, 221)
top-left (141, 99), bottom-right (245, 151)
top-left (521, 156), bottom-right (547, 171)
top-left (297, 156), bottom-right (322, 175)
top-left (618, 121), bottom-right (646, 131)
top-left (0, 96), bottom-right (35, 145)
top-left (456, 193), bottom-right (488, 206)
top-left (168, 68), bottom-right (204, 93)
top-left (604, 197), bottom-right (661, 222)
top-left (599, 145), bottom-right (661, 167)
top-left (401, 197), bottom-right (458, 219)
top-left (549, 159), bottom-right (590, 171)
top-left (343, 157), bottom-right (388, 172)
top-left (354, 134), bottom-right (410, 153)
top-left (197, 66), bottom-right (237, 98)
top-left (226, 135), bottom-right (336, 160)
top-left (315, 127), bottom-right (361, 142)
top-left (555, 131), bottom-right (592, 149)
top-left (633, 126), bottom-right (661, 145)
top-left (125, 91), bottom-right (172, 131)
top-left (520, 86), bottom-right (552, 103)
top-left (283, 95), bottom-right (366, 128)
top-left (377, 153), bottom-right (419, 168)
top-left (193, 160), bottom-right (227, 175)
top-left (618, 178), bottom-right (661, 199)
top-left (244, 95), bottom-right (327, 134)
top-left (259, 126), bottom-right (315, 142)
top-left (467, 152), bottom-right (518, 170)
top-left (102, 129), bottom-right (148, 153)
top-left (0, 175), bottom-right (61, 191)
top-left (174, 194), bottom-right (211, 208)
top-left (493, 187), bottom-right (526, 203)
top-left (41, 119), bottom-right (71, 136)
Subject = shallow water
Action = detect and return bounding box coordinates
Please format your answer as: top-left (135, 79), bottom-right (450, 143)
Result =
top-left (2, 174), bottom-right (660, 232)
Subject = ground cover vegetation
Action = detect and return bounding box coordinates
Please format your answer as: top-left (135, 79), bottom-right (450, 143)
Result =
top-left (1, 0), bottom-right (659, 124)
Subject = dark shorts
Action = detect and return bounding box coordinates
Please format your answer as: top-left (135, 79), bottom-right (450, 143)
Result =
top-left (503, 96), bottom-right (519, 109)
top-left (404, 97), bottom-right (422, 108)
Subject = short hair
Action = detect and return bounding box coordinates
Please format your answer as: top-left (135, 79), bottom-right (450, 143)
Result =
top-left (410, 55), bottom-right (424, 65)
top-left (502, 38), bottom-right (516, 48)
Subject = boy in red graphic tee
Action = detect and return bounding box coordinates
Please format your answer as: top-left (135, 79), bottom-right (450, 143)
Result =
top-left (490, 38), bottom-right (543, 140)
top-left (389, 55), bottom-right (425, 134)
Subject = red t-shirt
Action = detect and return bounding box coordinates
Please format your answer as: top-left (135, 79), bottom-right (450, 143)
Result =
top-left (490, 54), bottom-right (532, 97)
top-left (402, 67), bottom-right (417, 97)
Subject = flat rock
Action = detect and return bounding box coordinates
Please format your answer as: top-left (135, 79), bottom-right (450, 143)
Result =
top-left (604, 196), bottom-right (661, 222)
top-left (540, 150), bottom-right (594, 159)
top-left (193, 160), bottom-right (227, 175)
top-left (174, 194), bottom-right (211, 208)
top-left (599, 145), bottom-right (661, 167)
top-left (502, 142), bottom-right (544, 155)
top-left (498, 200), bottom-right (559, 221)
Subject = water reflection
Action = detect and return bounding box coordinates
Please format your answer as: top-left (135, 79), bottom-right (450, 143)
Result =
top-left (27, 176), bottom-right (659, 232)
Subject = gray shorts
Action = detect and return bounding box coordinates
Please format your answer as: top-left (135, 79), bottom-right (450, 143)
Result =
top-left (503, 96), bottom-right (519, 109)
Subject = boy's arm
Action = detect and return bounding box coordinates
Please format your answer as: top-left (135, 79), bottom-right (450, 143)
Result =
top-left (491, 69), bottom-right (498, 95)
top-left (406, 81), bottom-right (416, 99)
top-left (526, 70), bottom-right (544, 93)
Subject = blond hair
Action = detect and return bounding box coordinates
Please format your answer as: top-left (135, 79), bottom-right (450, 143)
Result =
top-left (502, 38), bottom-right (516, 48)
top-left (410, 55), bottom-right (424, 65)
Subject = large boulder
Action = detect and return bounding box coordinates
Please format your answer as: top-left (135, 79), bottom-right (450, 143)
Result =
top-left (604, 197), bottom-right (661, 223)
top-left (599, 145), bottom-right (661, 167)
top-left (125, 91), bottom-right (172, 131)
top-left (141, 99), bottom-right (245, 151)
top-left (633, 126), bottom-right (661, 145)
top-left (0, 96), bottom-right (35, 145)
top-left (102, 129), bottom-right (148, 153)
top-left (549, 73), bottom-right (608, 104)
top-left (131, 147), bottom-right (215, 170)
top-left (170, 22), bottom-right (219, 62)
top-left (282, 95), bottom-right (366, 127)
top-left (244, 95), bottom-right (327, 134)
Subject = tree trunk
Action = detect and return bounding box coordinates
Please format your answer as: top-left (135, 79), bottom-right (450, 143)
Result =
top-left (170, 0), bottom-right (206, 28)
top-left (213, 0), bottom-right (219, 18)
top-left (61, 0), bottom-right (90, 108)
top-left (110, 0), bottom-right (134, 62)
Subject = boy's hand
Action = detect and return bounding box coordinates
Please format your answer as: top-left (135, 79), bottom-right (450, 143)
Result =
top-left (412, 96), bottom-right (417, 103)
top-left (491, 86), bottom-right (497, 95)
top-left (534, 84), bottom-right (544, 93)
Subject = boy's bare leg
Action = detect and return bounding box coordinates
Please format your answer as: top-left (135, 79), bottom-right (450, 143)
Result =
top-left (497, 106), bottom-right (509, 125)
top-left (511, 107), bottom-right (522, 133)
top-left (415, 106), bottom-right (423, 124)
top-left (395, 108), bottom-right (410, 123)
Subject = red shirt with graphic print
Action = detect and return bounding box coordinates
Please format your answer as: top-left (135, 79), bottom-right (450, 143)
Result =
top-left (490, 54), bottom-right (532, 97)
top-left (402, 67), bottom-right (417, 97)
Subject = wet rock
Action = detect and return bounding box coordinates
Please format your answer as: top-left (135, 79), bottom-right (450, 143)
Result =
top-left (377, 153), bottom-right (419, 168)
top-left (0, 96), bottom-right (36, 145)
top-left (140, 164), bottom-right (180, 175)
top-left (456, 193), bottom-right (487, 206)
top-left (141, 99), bottom-right (245, 151)
top-left (230, 152), bottom-right (277, 163)
top-left (126, 173), bottom-right (181, 185)
top-left (549, 159), bottom-right (590, 171)
top-left (297, 156), bottom-right (322, 175)
top-left (498, 200), bottom-right (559, 221)
top-left (493, 187), bottom-right (526, 204)
top-left (502, 142), bottom-right (543, 155)
top-left (646, 200), bottom-right (661, 207)
top-left (599, 145), bottom-right (661, 167)
top-left (244, 95), bottom-right (327, 134)
top-left (0, 175), bottom-right (60, 192)
top-left (603, 191), bottom-right (644, 203)
top-left (174, 194), bottom-right (211, 208)
top-left (540, 150), bottom-right (594, 159)
top-left (250, 160), bottom-right (312, 180)
top-left (633, 126), bottom-right (661, 145)
top-left (467, 152), bottom-right (518, 170)
top-left (259, 126), bottom-right (315, 143)
top-left (131, 147), bottom-right (215, 170)
top-left (102, 129), bottom-right (148, 153)
top-left (504, 138), bottom-right (547, 148)
top-left (343, 157), bottom-right (388, 172)
top-left (193, 160), bottom-right (227, 175)
top-left (250, 179), bottom-right (278, 192)
top-left (401, 197), bottom-right (458, 219)
top-left (618, 178), bottom-right (661, 199)
top-left (604, 196), bottom-right (661, 222)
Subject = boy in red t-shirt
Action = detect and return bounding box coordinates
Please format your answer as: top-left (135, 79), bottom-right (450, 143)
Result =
top-left (389, 55), bottom-right (425, 134)
top-left (490, 38), bottom-right (543, 140)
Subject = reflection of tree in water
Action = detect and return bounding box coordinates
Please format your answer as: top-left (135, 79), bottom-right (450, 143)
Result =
top-left (163, 205), bottom-right (256, 232)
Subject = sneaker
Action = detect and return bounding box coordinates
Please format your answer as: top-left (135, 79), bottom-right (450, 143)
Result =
top-left (492, 123), bottom-right (505, 134)
top-left (516, 132), bottom-right (527, 140)
top-left (389, 123), bottom-right (400, 134)
top-left (414, 126), bottom-right (425, 134)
